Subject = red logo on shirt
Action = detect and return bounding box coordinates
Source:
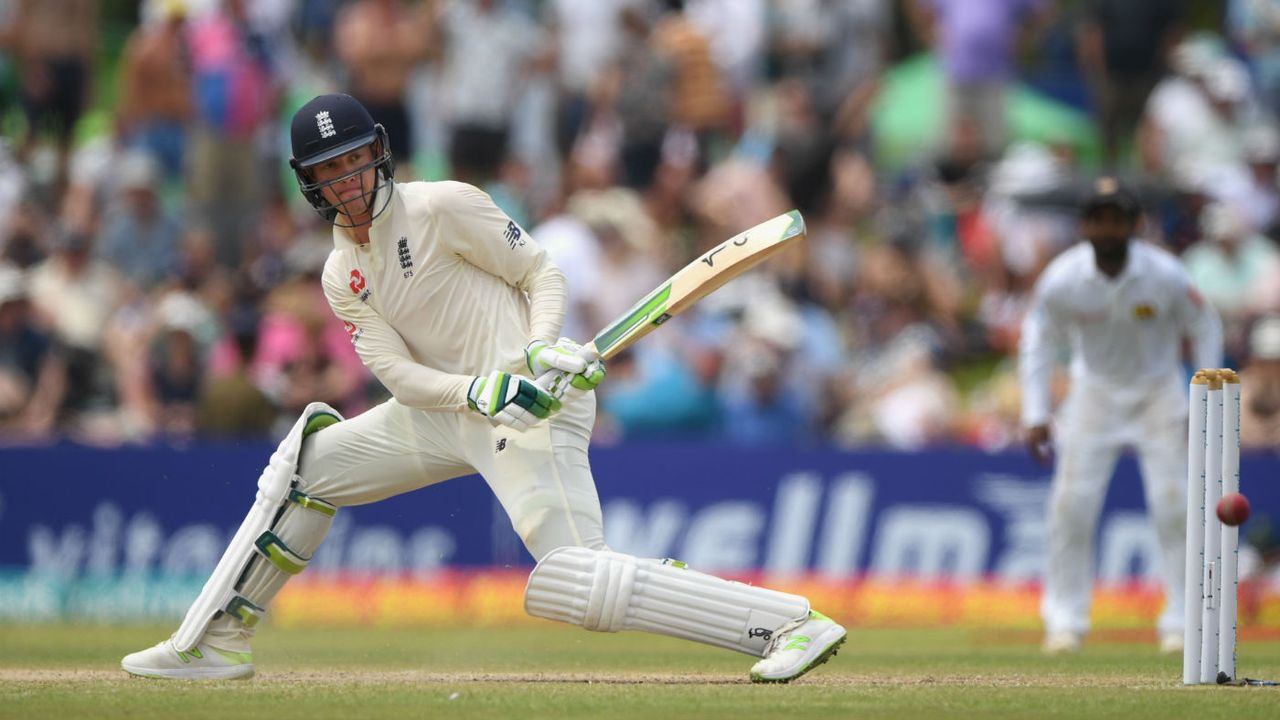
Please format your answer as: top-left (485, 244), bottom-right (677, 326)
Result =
top-left (342, 320), bottom-right (362, 344)
top-left (349, 269), bottom-right (366, 294)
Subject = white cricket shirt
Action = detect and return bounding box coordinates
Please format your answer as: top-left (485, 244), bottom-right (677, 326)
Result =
top-left (1019, 240), bottom-right (1222, 427)
top-left (320, 181), bottom-right (566, 412)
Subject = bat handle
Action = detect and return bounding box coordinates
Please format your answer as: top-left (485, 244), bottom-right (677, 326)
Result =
top-left (534, 343), bottom-right (599, 395)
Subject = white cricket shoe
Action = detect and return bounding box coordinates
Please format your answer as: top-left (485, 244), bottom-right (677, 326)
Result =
top-left (1042, 631), bottom-right (1083, 655)
top-left (122, 638), bottom-right (254, 680)
top-left (1159, 632), bottom-right (1184, 655)
top-left (749, 610), bottom-right (847, 683)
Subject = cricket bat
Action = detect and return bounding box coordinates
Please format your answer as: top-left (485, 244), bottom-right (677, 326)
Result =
top-left (539, 210), bottom-right (806, 391)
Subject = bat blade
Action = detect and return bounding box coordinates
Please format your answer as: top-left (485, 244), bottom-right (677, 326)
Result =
top-left (589, 210), bottom-right (806, 360)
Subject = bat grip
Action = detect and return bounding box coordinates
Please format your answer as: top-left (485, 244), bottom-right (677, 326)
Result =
top-left (534, 343), bottom-right (598, 394)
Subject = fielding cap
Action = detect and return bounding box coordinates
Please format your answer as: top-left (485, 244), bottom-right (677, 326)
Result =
top-left (1080, 176), bottom-right (1140, 219)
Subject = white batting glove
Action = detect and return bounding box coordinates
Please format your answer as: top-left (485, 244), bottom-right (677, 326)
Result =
top-left (526, 338), bottom-right (590, 376)
top-left (526, 338), bottom-right (606, 398)
top-left (467, 370), bottom-right (561, 430)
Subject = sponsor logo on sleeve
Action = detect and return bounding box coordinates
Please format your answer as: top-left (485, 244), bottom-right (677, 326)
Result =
top-left (504, 221), bottom-right (524, 249)
top-left (348, 269), bottom-right (371, 302)
top-left (342, 320), bottom-right (362, 344)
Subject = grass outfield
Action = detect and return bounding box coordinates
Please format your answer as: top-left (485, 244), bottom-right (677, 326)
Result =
top-left (1, 624), bottom-right (1278, 719)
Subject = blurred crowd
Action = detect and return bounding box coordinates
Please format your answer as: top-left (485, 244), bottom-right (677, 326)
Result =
top-left (1, 0), bottom-right (1280, 450)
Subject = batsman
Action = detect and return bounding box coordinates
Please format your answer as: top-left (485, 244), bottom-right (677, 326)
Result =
top-left (121, 94), bottom-right (846, 682)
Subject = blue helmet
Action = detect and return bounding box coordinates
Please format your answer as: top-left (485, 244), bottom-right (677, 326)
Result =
top-left (289, 93), bottom-right (395, 226)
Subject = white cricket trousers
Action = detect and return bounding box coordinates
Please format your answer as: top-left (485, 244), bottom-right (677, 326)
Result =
top-left (297, 391), bottom-right (605, 561)
top-left (1042, 379), bottom-right (1187, 636)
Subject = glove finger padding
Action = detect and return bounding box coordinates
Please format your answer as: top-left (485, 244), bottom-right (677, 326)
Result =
top-left (468, 370), bottom-right (561, 429)
top-left (569, 359), bottom-right (606, 391)
top-left (526, 338), bottom-right (589, 376)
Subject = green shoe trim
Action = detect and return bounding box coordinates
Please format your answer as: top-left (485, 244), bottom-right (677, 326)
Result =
top-left (209, 647), bottom-right (253, 665)
top-left (783, 635), bottom-right (811, 651)
top-left (750, 635), bottom-right (846, 684)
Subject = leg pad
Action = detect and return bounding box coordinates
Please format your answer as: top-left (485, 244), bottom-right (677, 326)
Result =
top-left (524, 546), bottom-right (809, 656)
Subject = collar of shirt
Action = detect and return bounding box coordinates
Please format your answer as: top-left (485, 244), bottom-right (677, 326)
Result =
top-left (331, 182), bottom-right (395, 250)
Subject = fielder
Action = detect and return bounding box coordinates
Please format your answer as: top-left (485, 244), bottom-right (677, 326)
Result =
top-left (1020, 177), bottom-right (1222, 654)
top-left (121, 93), bottom-right (846, 682)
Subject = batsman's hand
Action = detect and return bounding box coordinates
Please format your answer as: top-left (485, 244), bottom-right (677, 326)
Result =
top-left (467, 370), bottom-right (561, 431)
top-left (1025, 424), bottom-right (1053, 466)
top-left (526, 337), bottom-right (606, 398)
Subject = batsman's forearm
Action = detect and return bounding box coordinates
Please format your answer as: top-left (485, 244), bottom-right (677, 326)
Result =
top-left (524, 259), bottom-right (568, 346)
top-left (366, 355), bottom-right (472, 412)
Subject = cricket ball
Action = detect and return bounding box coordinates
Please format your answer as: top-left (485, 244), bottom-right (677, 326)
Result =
top-left (1217, 493), bottom-right (1250, 526)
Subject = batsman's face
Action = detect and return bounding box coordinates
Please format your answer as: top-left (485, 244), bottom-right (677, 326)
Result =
top-left (1082, 206), bottom-right (1136, 262)
top-left (311, 145), bottom-right (378, 221)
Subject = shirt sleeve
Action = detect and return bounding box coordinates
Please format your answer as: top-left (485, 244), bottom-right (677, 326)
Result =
top-left (1172, 270), bottom-right (1223, 373)
top-left (1018, 276), bottom-right (1069, 428)
top-left (322, 260), bottom-right (473, 412)
top-left (434, 182), bottom-right (568, 345)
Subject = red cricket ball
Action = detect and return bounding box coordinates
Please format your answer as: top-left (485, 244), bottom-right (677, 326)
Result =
top-left (1217, 493), bottom-right (1251, 526)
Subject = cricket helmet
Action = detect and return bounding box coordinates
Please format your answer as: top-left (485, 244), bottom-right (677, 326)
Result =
top-left (289, 93), bottom-right (395, 226)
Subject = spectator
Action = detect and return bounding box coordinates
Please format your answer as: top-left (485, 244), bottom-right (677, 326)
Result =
top-left (11, 0), bottom-right (99, 196)
top-left (1239, 123), bottom-right (1280, 232)
top-left (27, 223), bottom-right (126, 433)
top-left (251, 239), bottom-right (367, 426)
top-left (185, 0), bottom-right (280, 268)
top-left (1183, 202), bottom-right (1280, 359)
top-left (334, 0), bottom-right (432, 170)
top-left (148, 292), bottom-right (214, 438)
top-left (1240, 314), bottom-right (1280, 448)
top-left (116, 0), bottom-right (192, 180)
top-left (1145, 58), bottom-right (1265, 242)
top-left (605, 4), bottom-right (674, 190)
top-left (717, 295), bottom-right (818, 446)
top-left (437, 0), bottom-right (548, 186)
top-left (909, 0), bottom-right (1052, 158)
top-left (196, 305), bottom-right (275, 438)
top-left (685, 0), bottom-right (766, 103)
top-left (545, 0), bottom-right (628, 153)
top-left (1229, 0), bottom-right (1280, 118)
top-left (0, 262), bottom-right (64, 437)
top-left (652, 1), bottom-right (729, 155)
top-left (95, 151), bottom-right (182, 291)
top-left (1077, 0), bottom-right (1185, 167)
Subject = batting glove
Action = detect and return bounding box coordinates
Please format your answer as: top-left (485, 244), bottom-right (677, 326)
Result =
top-left (467, 370), bottom-right (561, 431)
top-left (526, 338), bottom-right (606, 398)
top-left (526, 337), bottom-right (590, 375)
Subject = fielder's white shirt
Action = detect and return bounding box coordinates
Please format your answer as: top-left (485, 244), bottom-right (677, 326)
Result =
top-left (1019, 240), bottom-right (1222, 427)
top-left (321, 180), bottom-right (566, 412)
